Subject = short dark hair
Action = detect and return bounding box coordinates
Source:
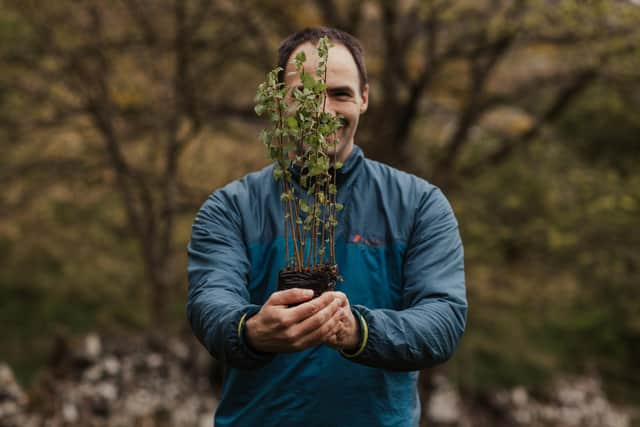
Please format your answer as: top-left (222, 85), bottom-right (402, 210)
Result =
top-left (277, 27), bottom-right (368, 95)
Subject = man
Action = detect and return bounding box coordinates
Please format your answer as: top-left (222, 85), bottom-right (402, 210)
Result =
top-left (187, 27), bottom-right (467, 427)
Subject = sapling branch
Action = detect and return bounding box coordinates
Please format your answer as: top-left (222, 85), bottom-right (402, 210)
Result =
top-left (255, 36), bottom-right (343, 278)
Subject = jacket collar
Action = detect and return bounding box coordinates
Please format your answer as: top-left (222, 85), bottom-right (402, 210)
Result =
top-left (337, 144), bottom-right (364, 181)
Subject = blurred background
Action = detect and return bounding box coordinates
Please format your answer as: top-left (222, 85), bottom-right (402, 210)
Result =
top-left (1, 0), bottom-right (639, 426)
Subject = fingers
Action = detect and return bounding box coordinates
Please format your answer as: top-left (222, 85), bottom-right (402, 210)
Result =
top-left (291, 297), bottom-right (342, 338)
top-left (287, 291), bottom-right (342, 323)
top-left (282, 292), bottom-right (349, 350)
top-left (267, 288), bottom-right (314, 307)
top-left (257, 290), bottom-right (351, 352)
top-left (323, 306), bottom-right (358, 349)
top-left (291, 305), bottom-right (344, 350)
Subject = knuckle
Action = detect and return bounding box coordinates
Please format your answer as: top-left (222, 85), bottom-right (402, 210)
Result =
top-left (308, 301), bottom-right (320, 315)
top-left (319, 310), bottom-right (333, 326)
top-left (268, 291), bottom-right (284, 304)
top-left (321, 320), bottom-right (336, 335)
top-left (337, 293), bottom-right (348, 305)
top-left (262, 311), bottom-right (276, 324)
top-left (280, 316), bottom-right (293, 328)
top-left (333, 300), bottom-right (344, 312)
top-left (283, 328), bottom-right (297, 341)
top-left (323, 292), bottom-right (337, 303)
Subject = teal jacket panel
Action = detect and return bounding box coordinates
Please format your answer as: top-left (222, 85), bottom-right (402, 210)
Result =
top-left (187, 145), bottom-right (467, 427)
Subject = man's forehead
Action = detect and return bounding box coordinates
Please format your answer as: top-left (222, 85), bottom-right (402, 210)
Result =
top-left (284, 42), bottom-right (360, 88)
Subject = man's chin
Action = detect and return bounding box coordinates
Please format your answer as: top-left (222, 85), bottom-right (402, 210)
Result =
top-left (328, 140), bottom-right (354, 162)
top-left (324, 140), bottom-right (342, 155)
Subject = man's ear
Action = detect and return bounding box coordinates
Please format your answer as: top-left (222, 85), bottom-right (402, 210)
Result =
top-left (359, 84), bottom-right (369, 114)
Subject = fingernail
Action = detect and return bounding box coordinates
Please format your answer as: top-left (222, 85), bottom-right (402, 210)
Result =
top-left (304, 289), bottom-right (314, 296)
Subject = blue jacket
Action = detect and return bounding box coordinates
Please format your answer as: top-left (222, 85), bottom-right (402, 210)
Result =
top-left (187, 145), bottom-right (467, 427)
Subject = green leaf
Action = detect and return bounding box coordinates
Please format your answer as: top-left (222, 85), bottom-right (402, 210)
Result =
top-left (300, 199), bottom-right (311, 213)
top-left (287, 116), bottom-right (298, 130)
top-left (302, 72), bottom-right (316, 90)
top-left (310, 165), bottom-right (324, 176)
top-left (334, 161), bottom-right (344, 169)
top-left (335, 203), bottom-right (344, 211)
top-left (259, 129), bottom-right (269, 146)
top-left (273, 166), bottom-right (283, 180)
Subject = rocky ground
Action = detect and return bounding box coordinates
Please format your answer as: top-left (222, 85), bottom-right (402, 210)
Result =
top-left (426, 374), bottom-right (635, 427)
top-left (0, 333), bottom-right (636, 427)
top-left (0, 333), bottom-right (217, 427)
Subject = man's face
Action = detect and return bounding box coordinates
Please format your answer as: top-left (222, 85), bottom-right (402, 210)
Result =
top-left (284, 42), bottom-right (369, 163)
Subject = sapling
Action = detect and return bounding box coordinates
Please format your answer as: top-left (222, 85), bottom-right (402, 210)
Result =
top-left (255, 37), bottom-right (345, 296)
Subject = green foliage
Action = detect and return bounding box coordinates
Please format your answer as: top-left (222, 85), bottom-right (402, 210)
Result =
top-left (255, 36), bottom-right (344, 271)
top-left (450, 95), bottom-right (640, 402)
top-left (557, 83), bottom-right (640, 176)
top-left (0, 223), bottom-right (148, 385)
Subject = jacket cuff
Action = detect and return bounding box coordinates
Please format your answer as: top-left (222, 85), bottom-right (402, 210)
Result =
top-left (340, 307), bottom-right (369, 358)
top-left (227, 305), bottom-right (275, 369)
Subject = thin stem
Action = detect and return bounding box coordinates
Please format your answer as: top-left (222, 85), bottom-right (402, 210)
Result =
top-left (330, 146), bottom-right (338, 265)
top-left (277, 100), bottom-right (302, 270)
top-left (309, 177), bottom-right (319, 266)
top-left (287, 179), bottom-right (303, 269)
top-left (320, 57), bottom-right (331, 267)
top-left (320, 173), bottom-right (328, 265)
top-left (281, 173), bottom-right (289, 267)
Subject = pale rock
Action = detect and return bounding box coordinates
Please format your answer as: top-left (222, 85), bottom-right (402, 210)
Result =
top-left (83, 333), bottom-right (102, 360)
top-left (103, 356), bottom-right (120, 376)
top-left (512, 386), bottom-right (528, 406)
top-left (168, 339), bottom-right (190, 361)
top-left (427, 374), bottom-right (461, 424)
top-left (146, 353), bottom-right (163, 369)
top-left (62, 403), bottom-right (78, 423)
top-left (83, 364), bottom-right (103, 382)
top-left (96, 381), bottom-right (118, 401)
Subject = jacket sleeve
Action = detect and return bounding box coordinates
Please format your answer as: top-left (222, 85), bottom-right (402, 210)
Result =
top-left (186, 187), bottom-right (274, 369)
top-left (341, 187), bottom-right (467, 371)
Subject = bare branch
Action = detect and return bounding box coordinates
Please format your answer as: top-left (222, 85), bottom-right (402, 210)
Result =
top-left (462, 68), bottom-right (599, 177)
top-left (121, 0), bottom-right (158, 45)
top-left (436, 33), bottom-right (516, 173)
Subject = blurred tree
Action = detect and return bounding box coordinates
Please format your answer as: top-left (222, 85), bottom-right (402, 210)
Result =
top-left (2, 1), bottom-right (640, 406)
top-left (3, 0), bottom-right (639, 327)
top-left (1, 0), bottom-right (272, 327)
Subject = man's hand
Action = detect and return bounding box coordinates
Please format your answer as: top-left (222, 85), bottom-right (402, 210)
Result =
top-left (244, 288), bottom-right (348, 353)
top-left (324, 294), bottom-right (360, 352)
